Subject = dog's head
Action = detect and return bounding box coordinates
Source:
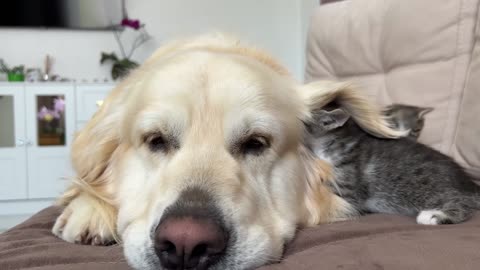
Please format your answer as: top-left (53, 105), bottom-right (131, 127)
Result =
top-left (69, 34), bottom-right (404, 270)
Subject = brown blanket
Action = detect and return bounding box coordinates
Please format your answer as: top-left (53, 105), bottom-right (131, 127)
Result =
top-left (1, 207), bottom-right (479, 270)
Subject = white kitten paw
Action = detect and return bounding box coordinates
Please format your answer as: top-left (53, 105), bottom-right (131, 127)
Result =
top-left (416, 210), bottom-right (447, 225)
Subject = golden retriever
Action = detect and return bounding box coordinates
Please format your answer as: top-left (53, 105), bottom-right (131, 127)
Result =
top-left (52, 33), bottom-right (404, 270)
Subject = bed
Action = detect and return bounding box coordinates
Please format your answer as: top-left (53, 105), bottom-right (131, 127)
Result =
top-left (1, 207), bottom-right (480, 269)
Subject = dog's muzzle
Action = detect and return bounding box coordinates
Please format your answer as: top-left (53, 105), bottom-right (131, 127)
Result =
top-left (154, 188), bottom-right (230, 270)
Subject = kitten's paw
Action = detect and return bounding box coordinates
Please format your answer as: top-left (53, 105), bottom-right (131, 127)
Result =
top-left (416, 210), bottom-right (448, 225)
top-left (52, 195), bottom-right (116, 245)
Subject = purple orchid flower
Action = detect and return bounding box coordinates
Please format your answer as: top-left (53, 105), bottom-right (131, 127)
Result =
top-left (52, 110), bottom-right (61, 119)
top-left (121, 18), bottom-right (141, 30)
top-left (37, 106), bottom-right (55, 122)
top-left (54, 97), bottom-right (65, 114)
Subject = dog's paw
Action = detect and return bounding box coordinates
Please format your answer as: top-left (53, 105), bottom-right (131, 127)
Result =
top-left (52, 195), bottom-right (116, 245)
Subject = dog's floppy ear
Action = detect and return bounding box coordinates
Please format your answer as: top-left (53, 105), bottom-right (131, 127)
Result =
top-left (61, 80), bottom-right (128, 205)
top-left (298, 80), bottom-right (408, 138)
top-left (299, 147), bottom-right (357, 226)
top-left (56, 79), bottom-right (135, 242)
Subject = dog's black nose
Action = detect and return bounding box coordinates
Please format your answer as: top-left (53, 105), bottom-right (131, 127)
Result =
top-left (154, 216), bottom-right (227, 269)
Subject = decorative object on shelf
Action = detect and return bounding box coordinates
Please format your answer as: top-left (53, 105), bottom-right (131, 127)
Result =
top-left (0, 59), bottom-right (6, 81)
top-left (41, 54), bottom-right (63, 82)
top-left (26, 68), bottom-right (42, 82)
top-left (101, 0), bottom-right (152, 80)
top-left (43, 55), bottom-right (52, 81)
top-left (0, 59), bottom-right (25, 82)
top-left (37, 96), bottom-right (66, 145)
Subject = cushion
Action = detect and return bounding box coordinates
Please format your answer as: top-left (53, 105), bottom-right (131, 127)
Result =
top-left (2, 207), bottom-right (480, 269)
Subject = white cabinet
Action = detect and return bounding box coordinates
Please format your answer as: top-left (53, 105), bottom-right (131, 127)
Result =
top-left (75, 84), bottom-right (113, 129)
top-left (25, 84), bottom-right (76, 199)
top-left (0, 82), bottom-right (114, 215)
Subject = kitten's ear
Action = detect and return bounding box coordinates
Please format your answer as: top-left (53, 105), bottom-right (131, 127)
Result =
top-left (314, 109), bottom-right (349, 129)
top-left (309, 109), bottom-right (349, 135)
top-left (418, 107), bottom-right (434, 117)
top-left (329, 109), bottom-right (350, 127)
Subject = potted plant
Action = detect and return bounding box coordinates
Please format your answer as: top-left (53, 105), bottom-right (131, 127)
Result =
top-left (8, 66), bottom-right (25, 82)
top-left (0, 59), bottom-right (25, 82)
top-left (100, 3), bottom-right (152, 80)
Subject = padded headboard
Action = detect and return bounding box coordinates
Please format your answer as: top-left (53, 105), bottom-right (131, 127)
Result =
top-left (305, 0), bottom-right (480, 177)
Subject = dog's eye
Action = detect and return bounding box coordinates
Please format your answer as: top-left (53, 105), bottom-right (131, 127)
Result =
top-left (241, 136), bottom-right (269, 155)
top-left (145, 133), bottom-right (167, 152)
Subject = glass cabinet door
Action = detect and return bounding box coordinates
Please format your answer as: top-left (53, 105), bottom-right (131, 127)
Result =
top-left (36, 95), bottom-right (66, 147)
top-left (25, 84), bottom-right (75, 199)
top-left (0, 96), bottom-right (15, 147)
top-left (0, 85), bottom-right (28, 200)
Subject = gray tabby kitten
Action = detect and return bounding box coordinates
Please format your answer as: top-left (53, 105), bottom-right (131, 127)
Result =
top-left (307, 107), bottom-right (480, 225)
top-left (383, 104), bottom-right (433, 140)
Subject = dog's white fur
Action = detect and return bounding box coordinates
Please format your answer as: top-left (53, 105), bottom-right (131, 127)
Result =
top-left (52, 33), bottom-right (405, 269)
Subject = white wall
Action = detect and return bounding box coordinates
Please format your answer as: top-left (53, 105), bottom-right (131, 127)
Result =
top-left (0, 0), bottom-right (319, 82)
top-left (0, 29), bottom-right (116, 82)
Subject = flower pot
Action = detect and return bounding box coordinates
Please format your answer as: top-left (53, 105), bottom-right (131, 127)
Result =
top-left (8, 73), bottom-right (25, 82)
top-left (38, 132), bottom-right (65, 146)
top-left (38, 134), bottom-right (62, 146)
top-left (112, 58), bottom-right (139, 80)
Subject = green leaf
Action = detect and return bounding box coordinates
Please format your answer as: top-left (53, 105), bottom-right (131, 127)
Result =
top-left (100, 52), bottom-right (119, 64)
top-left (111, 59), bottom-right (139, 80)
top-left (0, 59), bottom-right (10, 73)
top-left (10, 65), bottom-right (25, 75)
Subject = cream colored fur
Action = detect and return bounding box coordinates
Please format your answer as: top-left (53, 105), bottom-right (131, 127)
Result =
top-left (52, 33), bottom-right (403, 269)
